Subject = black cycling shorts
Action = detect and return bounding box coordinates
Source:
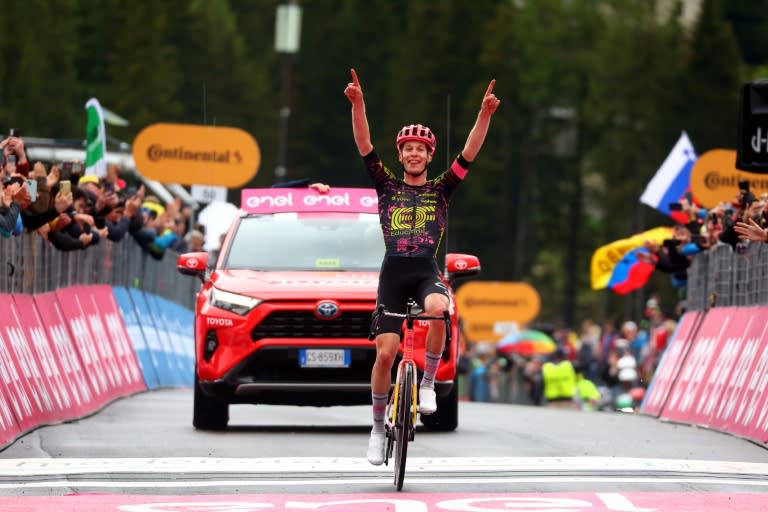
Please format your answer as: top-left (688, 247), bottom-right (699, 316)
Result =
top-left (373, 255), bottom-right (449, 336)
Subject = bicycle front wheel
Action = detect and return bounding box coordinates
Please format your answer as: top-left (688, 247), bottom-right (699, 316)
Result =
top-left (394, 362), bottom-right (413, 491)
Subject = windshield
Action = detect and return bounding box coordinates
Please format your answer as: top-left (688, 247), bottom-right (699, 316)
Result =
top-left (224, 212), bottom-right (384, 271)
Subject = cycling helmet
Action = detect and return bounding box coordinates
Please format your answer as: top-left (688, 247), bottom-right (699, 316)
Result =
top-left (396, 124), bottom-right (436, 155)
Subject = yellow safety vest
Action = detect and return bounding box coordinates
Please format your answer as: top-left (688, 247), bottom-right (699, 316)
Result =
top-left (542, 360), bottom-right (577, 401)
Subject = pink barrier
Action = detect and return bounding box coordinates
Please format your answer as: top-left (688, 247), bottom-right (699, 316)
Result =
top-left (0, 285), bottom-right (146, 449)
top-left (661, 308), bottom-right (735, 425)
top-left (641, 311), bottom-right (700, 417)
top-left (0, 372), bottom-right (20, 447)
top-left (34, 292), bottom-right (98, 417)
top-left (652, 306), bottom-right (768, 446)
top-left (13, 294), bottom-right (85, 423)
top-left (76, 285), bottom-right (145, 395)
top-left (0, 295), bottom-right (59, 431)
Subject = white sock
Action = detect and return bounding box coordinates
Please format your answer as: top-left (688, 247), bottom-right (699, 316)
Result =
top-left (421, 351), bottom-right (442, 389)
top-left (371, 392), bottom-right (388, 434)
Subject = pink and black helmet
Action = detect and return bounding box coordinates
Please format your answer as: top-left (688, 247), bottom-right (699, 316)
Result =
top-left (396, 124), bottom-right (436, 155)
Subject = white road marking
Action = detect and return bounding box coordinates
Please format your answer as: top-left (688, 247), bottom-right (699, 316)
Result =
top-left (0, 457), bottom-right (766, 476)
top-left (0, 476), bottom-right (767, 489)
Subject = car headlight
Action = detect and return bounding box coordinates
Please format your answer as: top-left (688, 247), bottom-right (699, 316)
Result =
top-left (209, 288), bottom-right (262, 316)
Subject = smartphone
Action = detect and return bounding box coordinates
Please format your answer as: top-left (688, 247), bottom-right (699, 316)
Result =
top-left (59, 180), bottom-right (71, 195)
top-left (26, 179), bottom-right (37, 202)
top-left (72, 162), bottom-right (84, 174)
top-left (6, 154), bottom-right (16, 174)
top-left (59, 162), bottom-right (73, 181)
top-left (668, 202), bottom-right (683, 211)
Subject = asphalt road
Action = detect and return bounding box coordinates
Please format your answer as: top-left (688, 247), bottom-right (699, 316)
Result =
top-left (0, 389), bottom-right (767, 511)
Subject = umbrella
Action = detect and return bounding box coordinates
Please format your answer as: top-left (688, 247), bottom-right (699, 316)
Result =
top-left (496, 329), bottom-right (557, 357)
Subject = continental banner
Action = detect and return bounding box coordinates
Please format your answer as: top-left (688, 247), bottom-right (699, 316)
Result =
top-left (690, 149), bottom-right (768, 208)
top-left (455, 281), bottom-right (540, 343)
top-left (132, 123), bottom-right (261, 187)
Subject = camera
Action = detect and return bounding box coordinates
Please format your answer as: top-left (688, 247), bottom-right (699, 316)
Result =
top-left (668, 202), bottom-right (683, 211)
top-left (662, 238), bottom-right (681, 249)
top-left (738, 179), bottom-right (750, 192)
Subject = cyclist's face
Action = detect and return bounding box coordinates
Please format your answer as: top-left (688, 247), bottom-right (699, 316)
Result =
top-left (398, 142), bottom-right (431, 175)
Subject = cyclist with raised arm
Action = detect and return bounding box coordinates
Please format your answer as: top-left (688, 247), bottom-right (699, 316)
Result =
top-left (344, 68), bottom-right (500, 465)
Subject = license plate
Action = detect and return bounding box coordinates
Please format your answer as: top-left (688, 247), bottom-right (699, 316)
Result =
top-left (299, 349), bottom-right (350, 368)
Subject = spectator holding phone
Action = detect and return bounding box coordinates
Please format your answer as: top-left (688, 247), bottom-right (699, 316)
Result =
top-left (1, 129), bottom-right (30, 177)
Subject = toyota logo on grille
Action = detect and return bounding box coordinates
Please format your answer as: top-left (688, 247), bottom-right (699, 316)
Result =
top-left (315, 301), bottom-right (340, 320)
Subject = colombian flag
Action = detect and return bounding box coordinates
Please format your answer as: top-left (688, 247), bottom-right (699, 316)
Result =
top-left (590, 226), bottom-right (673, 293)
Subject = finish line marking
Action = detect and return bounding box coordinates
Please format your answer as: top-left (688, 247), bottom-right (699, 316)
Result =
top-left (1, 457), bottom-right (767, 477)
top-left (0, 476), bottom-right (767, 489)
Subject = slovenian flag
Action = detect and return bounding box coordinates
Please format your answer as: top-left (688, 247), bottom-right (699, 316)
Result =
top-left (640, 132), bottom-right (697, 222)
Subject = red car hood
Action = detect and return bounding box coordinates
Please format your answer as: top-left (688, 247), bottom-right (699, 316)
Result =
top-left (212, 269), bottom-right (380, 300)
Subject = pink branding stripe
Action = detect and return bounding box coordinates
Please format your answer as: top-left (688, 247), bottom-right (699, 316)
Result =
top-left (451, 161), bottom-right (468, 179)
top-left (241, 188), bottom-right (378, 214)
top-left (1, 492), bottom-right (767, 511)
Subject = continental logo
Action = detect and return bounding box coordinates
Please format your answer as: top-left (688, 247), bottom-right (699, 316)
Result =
top-left (132, 123), bottom-right (261, 187)
top-left (702, 172), bottom-right (768, 191)
top-left (391, 206), bottom-right (435, 229)
top-left (690, 149), bottom-right (768, 208)
top-left (465, 298), bottom-right (531, 308)
top-left (147, 145), bottom-right (243, 164)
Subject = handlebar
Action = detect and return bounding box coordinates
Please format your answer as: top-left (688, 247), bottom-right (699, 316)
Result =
top-left (368, 303), bottom-right (452, 346)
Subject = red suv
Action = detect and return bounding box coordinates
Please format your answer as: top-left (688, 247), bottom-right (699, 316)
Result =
top-left (177, 187), bottom-right (480, 432)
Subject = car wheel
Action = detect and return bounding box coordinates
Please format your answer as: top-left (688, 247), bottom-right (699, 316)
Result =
top-left (420, 382), bottom-right (458, 432)
top-left (193, 374), bottom-right (229, 430)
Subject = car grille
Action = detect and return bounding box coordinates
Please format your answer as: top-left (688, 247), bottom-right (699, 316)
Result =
top-left (251, 310), bottom-right (373, 340)
top-left (235, 346), bottom-right (378, 384)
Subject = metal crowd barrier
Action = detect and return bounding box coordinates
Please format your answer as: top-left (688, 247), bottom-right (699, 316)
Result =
top-left (685, 241), bottom-right (768, 311)
top-left (0, 234), bottom-right (197, 309)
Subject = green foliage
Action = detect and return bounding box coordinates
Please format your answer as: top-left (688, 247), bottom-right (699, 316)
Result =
top-left (1, 0), bottom-right (763, 327)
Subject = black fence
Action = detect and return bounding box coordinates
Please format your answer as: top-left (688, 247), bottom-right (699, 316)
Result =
top-left (685, 242), bottom-right (768, 311)
top-left (0, 235), bottom-right (197, 309)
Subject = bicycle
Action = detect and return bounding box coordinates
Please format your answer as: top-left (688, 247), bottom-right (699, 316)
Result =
top-left (368, 299), bottom-right (451, 491)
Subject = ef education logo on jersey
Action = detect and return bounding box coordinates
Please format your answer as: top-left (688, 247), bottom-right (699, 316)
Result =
top-left (241, 188), bottom-right (378, 214)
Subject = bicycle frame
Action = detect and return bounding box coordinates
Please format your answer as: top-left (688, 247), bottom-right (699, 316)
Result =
top-left (388, 312), bottom-right (418, 435)
top-left (368, 300), bottom-right (451, 490)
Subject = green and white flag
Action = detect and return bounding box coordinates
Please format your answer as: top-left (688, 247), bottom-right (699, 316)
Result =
top-left (84, 98), bottom-right (107, 177)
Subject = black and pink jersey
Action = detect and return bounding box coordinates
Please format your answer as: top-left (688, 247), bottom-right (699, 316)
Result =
top-left (363, 149), bottom-right (469, 258)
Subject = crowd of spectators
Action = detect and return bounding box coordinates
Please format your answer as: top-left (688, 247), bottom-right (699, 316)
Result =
top-left (459, 295), bottom-right (677, 412)
top-left (639, 180), bottom-right (768, 301)
top-left (457, 183), bottom-right (768, 410)
top-left (0, 131), bottom-right (214, 261)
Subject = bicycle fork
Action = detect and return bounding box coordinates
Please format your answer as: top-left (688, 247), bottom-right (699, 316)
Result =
top-left (385, 360), bottom-right (418, 464)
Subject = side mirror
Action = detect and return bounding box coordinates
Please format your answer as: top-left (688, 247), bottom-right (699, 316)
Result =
top-left (177, 252), bottom-right (209, 283)
top-left (445, 253), bottom-right (481, 281)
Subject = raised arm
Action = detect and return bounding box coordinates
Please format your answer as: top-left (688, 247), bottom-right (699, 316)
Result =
top-left (344, 68), bottom-right (374, 156)
top-left (462, 79), bottom-right (501, 162)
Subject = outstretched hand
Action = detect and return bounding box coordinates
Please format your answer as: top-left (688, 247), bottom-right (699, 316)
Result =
top-left (344, 68), bottom-right (365, 107)
top-left (480, 79), bottom-right (501, 115)
top-left (734, 216), bottom-right (768, 242)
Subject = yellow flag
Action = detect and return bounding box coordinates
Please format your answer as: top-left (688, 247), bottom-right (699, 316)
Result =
top-left (590, 226), bottom-right (673, 290)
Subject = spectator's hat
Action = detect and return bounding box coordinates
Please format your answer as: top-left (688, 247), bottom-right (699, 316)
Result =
top-left (78, 175), bottom-right (103, 190)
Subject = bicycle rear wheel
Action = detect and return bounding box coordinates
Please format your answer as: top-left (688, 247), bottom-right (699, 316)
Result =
top-left (394, 362), bottom-right (413, 491)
